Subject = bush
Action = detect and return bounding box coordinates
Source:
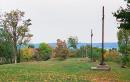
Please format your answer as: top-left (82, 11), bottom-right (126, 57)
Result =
top-left (32, 48), bottom-right (41, 61)
top-left (104, 49), bottom-right (121, 63)
top-left (39, 43), bottom-right (52, 61)
top-left (20, 48), bottom-right (34, 62)
top-left (121, 55), bottom-right (130, 67)
top-left (68, 49), bottom-right (78, 58)
top-left (54, 47), bottom-right (69, 60)
top-left (87, 46), bottom-right (101, 61)
top-left (0, 41), bottom-right (14, 64)
top-left (76, 46), bottom-right (87, 58)
top-left (52, 39), bottom-right (69, 60)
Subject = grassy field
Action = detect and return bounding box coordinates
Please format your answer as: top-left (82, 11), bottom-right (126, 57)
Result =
top-left (0, 58), bottom-right (130, 82)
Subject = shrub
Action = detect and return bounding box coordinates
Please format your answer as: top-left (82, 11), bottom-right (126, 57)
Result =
top-left (104, 49), bottom-right (121, 63)
top-left (68, 49), bottom-right (78, 58)
top-left (54, 47), bottom-right (69, 60)
top-left (20, 48), bottom-right (34, 61)
top-left (32, 48), bottom-right (41, 61)
top-left (39, 43), bottom-right (52, 61)
top-left (121, 55), bottom-right (130, 67)
top-left (76, 46), bottom-right (87, 58)
top-left (0, 41), bottom-right (14, 64)
top-left (87, 46), bottom-right (101, 61)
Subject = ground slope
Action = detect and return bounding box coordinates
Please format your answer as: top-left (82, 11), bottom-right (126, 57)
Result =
top-left (0, 58), bottom-right (130, 82)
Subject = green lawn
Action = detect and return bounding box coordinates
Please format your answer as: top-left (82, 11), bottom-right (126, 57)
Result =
top-left (0, 58), bottom-right (130, 82)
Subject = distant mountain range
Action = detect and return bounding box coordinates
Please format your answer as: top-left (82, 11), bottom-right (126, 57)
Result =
top-left (33, 42), bottom-right (118, 49)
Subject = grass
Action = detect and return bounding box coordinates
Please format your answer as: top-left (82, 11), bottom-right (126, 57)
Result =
top-left (0, 58), bottom-right (130, 82)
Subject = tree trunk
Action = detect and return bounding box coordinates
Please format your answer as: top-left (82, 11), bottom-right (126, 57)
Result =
top-left (14, 39), bottom-right (17, 64)
top-left (14, 46), bottom-right (17, 64)
top-left (17, 44), bottom-right (22, 63)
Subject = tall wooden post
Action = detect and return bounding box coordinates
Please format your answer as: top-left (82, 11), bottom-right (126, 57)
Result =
top-left (100, 6), bottom-right (105, 65)
top-left (91, 29), bottom-right (93, 61)
top-left (91, 6), bottom-right (110, 71)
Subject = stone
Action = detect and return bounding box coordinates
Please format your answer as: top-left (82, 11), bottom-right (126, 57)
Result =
top-left (91, 64), bottom-right (111, 71)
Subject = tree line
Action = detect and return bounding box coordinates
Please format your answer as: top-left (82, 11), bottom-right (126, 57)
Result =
top-left (0, 0), bottom-right (130, 67)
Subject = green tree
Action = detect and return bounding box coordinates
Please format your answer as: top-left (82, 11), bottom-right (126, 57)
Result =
top-left (67, 36), bottom-right (78, 49)
top-left (0, 10), bottom-right (33, 63)
top-left (39, 43), bottom-right (52, 61)
top-left (114, 0), bottom-right (130, 67)
top-left (117, 29), bottom-right (130, 54)
top-left (0, 42), bottom-right (14, 64)
top-left (113, 0), bottom-right (130, 29)
top-left (117, 29), bottom-right (130, 67)
top-left (125, 0), bottom-right (130, 3)
top-left (0, 28), bottom-right (14, 64)
top-left (87, 46), bottom-right (101, 62)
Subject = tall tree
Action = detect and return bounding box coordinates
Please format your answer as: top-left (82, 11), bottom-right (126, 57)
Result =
top-left (67, 36), bottom-right (78, 49)
top-left (117, 29), bottom-right (130, 54)
top-left (117, 29), bottom-right (130, 67)
top-left (0, 28), bottom-right (14, 64)
top-left (113, 0), bottom-right (130, 67)
top-left (0, 10), bottom-right (33, 63)
top-left (113, 0), bottom-right (130, 29)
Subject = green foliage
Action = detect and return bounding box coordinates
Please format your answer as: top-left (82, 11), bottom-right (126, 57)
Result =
top-left (75, 45), bottom-right (101, 61)
top-left (39, 43), bottom-right (52, 61)
top-left (73, 46), bottom-right (101, 61)
top-left (114, 2), bottom-right (130, 67)
top-left (0, 10), bottom-right (33, 63)
top-left (117, 29), bottom-right (130, 54)
top-left (87, 46), bottom-right (101, 61)
top-left (113, 0), bottom-right (130, 29)
top-left (121, 55), bottom-right (129, 66)
top-left (0, 42), bottom-right (14, 64)
top-left (117, 29), bottom-right (130, 66)
top-left (125, 0), bottom-right (130, 3)
top-left (76, 46), bottom-right (87, 58)
top-left (67, 36), bottom-right (78, 49)
top-left (0, 28), bottom-right (14, 64)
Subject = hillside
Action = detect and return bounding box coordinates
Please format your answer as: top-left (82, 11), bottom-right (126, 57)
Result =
top-left (0, 58), bottom-right (129, 82)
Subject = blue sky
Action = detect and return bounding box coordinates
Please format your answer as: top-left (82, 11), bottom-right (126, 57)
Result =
top-left (0, 0), bottom-right (126, 43)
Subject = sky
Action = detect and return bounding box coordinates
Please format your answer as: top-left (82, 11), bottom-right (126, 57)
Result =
top-left (0, 0), bottom-right (127, 43)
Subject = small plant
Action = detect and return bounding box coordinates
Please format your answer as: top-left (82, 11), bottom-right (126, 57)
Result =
top-left (121, 55), bottom-right (129, 68)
